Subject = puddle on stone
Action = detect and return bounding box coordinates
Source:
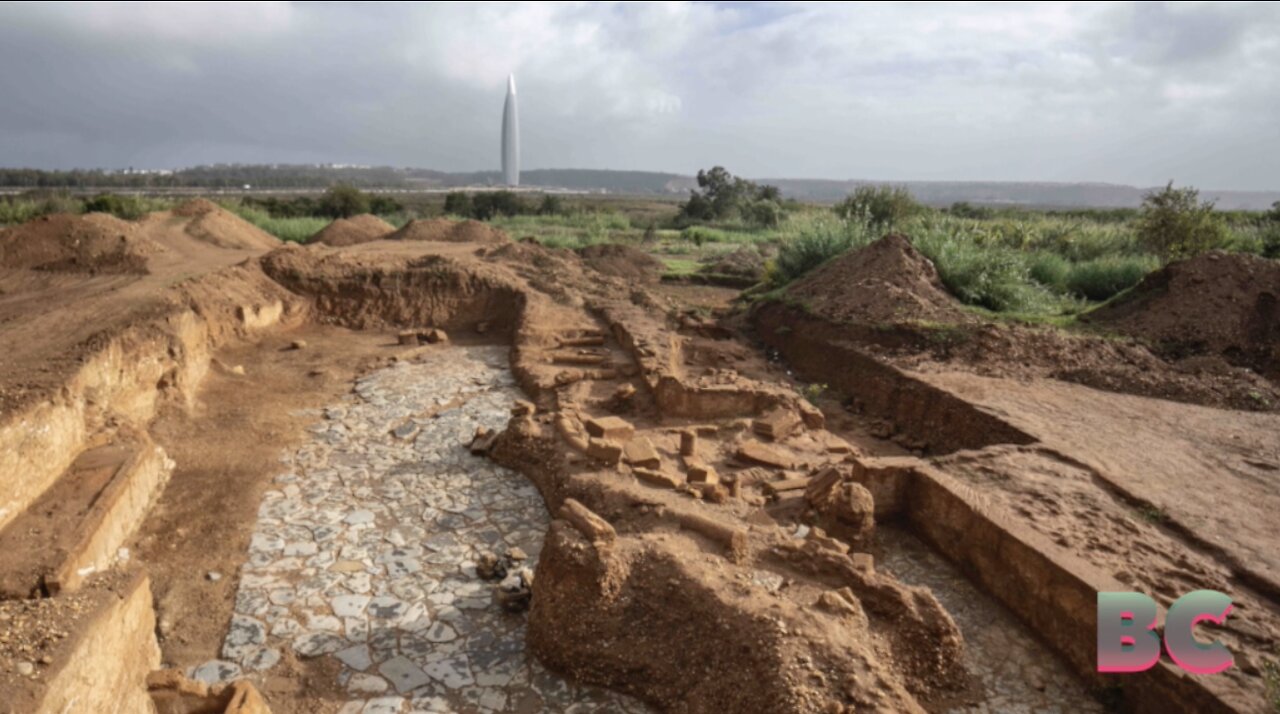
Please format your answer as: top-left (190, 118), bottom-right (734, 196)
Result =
top-left (204, 345), bottom-right (650, 713)
top-left (875, 524), bottom-right (1103, 714)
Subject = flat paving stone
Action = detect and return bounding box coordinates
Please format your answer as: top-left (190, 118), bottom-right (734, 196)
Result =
top-left (219, 345), bottom-right (650, 712)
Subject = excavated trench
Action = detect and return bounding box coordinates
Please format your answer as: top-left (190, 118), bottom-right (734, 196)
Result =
top-left (3, 245), bottom-right (1268, 713)
top-left (204, 345), bottom-right (648, 712)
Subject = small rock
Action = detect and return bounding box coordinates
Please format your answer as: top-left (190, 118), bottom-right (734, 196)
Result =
top-left (229, 365), bottom-right (246, 376)
top-left (16, 661), bottom-right (34, 676)
top-left (476, 552), bottom-right (506, 581)
top-left (495, 567), bottom-right (534, 613)
top-left (207, 571), bottom-right (223, 582)
top-left (290, 339), bottom-right (307, 350)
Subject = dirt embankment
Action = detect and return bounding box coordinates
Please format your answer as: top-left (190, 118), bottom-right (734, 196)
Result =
top-left (0, 213), bottom-right (160, 275)
top-left (388, 217), bottom-right (508, 244)
top-left (577, 243), bottom-right (666, 283)
top-left (763, 234), bottom-right (1280, 412)
top-left (786, 233), bottom-right (973, 325)
top-left (304, 214), bottom-right (395, 246)
top-left (168, 199), bottom-right (281, 251)
top-left (1085, 250), bottom-right (1280, 379)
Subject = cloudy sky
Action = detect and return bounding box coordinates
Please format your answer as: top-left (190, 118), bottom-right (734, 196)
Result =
top-left (1, 1), bottom-right (1277, 188)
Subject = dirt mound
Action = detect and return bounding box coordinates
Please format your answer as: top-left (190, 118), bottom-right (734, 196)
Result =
top-left (787, 233), bottom-right (971, 325)
top-left (0, 213), bottom-right (160, 275)
top-left (305, 214), bottom-right (395, 246)
top-left (576, 243), bottom-right (665, 283)
top-left (170, 198), bottom-right (220, 218)
top-left (388, 218), bottom-right (508, 244)
top-left (169, 199), bottom-right (281, 251)
top-left (1086, 251), bottom-right (1280, 377)
top-left (704, 245), bottom-right (767, 282)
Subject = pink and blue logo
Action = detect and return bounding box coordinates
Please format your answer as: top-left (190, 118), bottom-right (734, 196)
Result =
top-left (1097, 590), bottom-right (1234, 674)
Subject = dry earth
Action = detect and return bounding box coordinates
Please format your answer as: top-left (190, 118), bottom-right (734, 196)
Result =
top-left (0, 213), bottom-right (1276, 713)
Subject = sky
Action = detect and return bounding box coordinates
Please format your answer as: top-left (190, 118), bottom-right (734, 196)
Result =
top-left (0, 1), bottom-right (1277, 189)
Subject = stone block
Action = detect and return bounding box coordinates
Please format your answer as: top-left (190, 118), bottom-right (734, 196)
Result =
top-left (584, 416), bottom-right (635, 442)
top-left (622, 437), bottom-right (661, 469)
top-left (585, 438), bottom-right (623, 464)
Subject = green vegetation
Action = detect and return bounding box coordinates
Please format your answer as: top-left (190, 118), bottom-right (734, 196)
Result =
top-left (772, 216), bottom-right (873, 284)
top-left (442, 190), bottom-right (570, 221)
top-left (222, 203), bottom-right (329, 242)
top-left (677, 166), bottom-right (785, 228)
top-left (833, 185), bottom-right (920, 229)
top-left (83, 192), bottom-right (173, 220)
top-left (1137, 182), bottom-right (1229, 261)
top-left (801, 383), bottom-right (828, 404)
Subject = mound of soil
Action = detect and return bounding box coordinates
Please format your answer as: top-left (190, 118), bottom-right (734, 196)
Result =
top-left (703, 246), bottom-right (767, 283)
top-left (787, 233), bottom-right (971, 325)
top-left (576, 243), bottom-right (665, 283)
top-left (388, 218), bottom-right (508, 244)
top-left (1085, 251), bottom-right (1280, 378)
top-left (0, 213), bottom-right (160, 275)
top-left (170, 199), bottom-right (281, 251)
top-left (305, 214), bottom-right (395, 247)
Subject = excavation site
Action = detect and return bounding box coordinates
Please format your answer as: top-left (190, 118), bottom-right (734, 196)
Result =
top-left (1, 201), bottom-right (1278, 714)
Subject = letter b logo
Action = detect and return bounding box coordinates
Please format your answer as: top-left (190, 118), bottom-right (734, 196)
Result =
top-left (1097, 590), bottom-right (1233, 674)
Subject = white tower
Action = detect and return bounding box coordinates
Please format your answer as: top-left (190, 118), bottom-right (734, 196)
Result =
top-left (501, 74), bottom-right (520, 186)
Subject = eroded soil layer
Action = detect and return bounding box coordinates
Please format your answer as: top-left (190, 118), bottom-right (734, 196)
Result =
top-left (206, 346), bottom-right (648, 713)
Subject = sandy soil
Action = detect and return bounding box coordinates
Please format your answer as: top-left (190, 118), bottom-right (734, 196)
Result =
top-left (2, 210), bottom-right (1277, 713)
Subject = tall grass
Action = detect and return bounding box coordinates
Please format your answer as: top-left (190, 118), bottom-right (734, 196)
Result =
top-left (771, 212), bottom-right (1167, 314)
top-left (771, 217), bottom-right (873, 284)
top-left (221, 202), bottom-right (328, 242)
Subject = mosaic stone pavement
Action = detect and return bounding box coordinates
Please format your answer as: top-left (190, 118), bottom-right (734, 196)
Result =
top-left (199, 346), bottom-right (650, 713)
top-left (876, 525), bottom-right (1104, 714)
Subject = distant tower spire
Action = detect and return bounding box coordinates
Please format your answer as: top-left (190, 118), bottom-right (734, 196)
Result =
top-left (501, 74), bottom-right (520, 186)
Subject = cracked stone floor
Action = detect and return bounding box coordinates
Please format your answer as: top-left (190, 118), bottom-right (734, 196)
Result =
top-left (194, 345), bottom-right (650, 713)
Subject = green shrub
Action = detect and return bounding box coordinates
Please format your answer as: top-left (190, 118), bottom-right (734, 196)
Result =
top-left (470, 190), bottom-right (526, 220)
top-left (0, 198), bottom-right (42, 225)
top-left (1064, 255), bottom-right (1157, 301)
top-left (833, 185), bottom-right (920, 228)
top-left (773, 220), bottom-right (872, 284)
top-left (1136, 182), bottom-right (1229, 261)
top-left (1263, 224), bottom-right (1280, 260)
top-left (443, 192), bottom-right (472, 217)
top-left (1028, 252), bottom-right (1070, 291)
top-left (368, 194), bottom-right (403, 215)
top-left (537, 194), bottom-right (566, 216)
top-left (317, 184), bottom-right (370, 218)
top-left (916, 236), bottom-right (1053, 312)
top-left (745, 199), bottom-right (783, 228)
top-left (82, 193), bottom-right (171, 220)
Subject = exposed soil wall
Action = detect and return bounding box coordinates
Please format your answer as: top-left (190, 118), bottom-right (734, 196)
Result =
top-left (1, 571), bottom-right (161, 714)
top-left (261, 247), bottom-right (525, 335)
top-left (753, 302), bottom-right (1034, 453)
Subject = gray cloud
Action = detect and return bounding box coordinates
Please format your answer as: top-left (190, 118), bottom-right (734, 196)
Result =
top-left (0, 1), bottom-right (1276, 189)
